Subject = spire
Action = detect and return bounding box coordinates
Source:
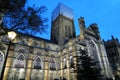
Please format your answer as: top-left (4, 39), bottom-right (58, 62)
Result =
top-left (78, 17), bottom-right (85, 28)
top-left (111, 35), bottom-right (114, 40)
top-left (78, 17), bottom-right (85, 40)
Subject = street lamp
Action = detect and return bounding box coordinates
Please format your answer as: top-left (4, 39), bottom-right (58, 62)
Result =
top-left (0, 31), bottom-right (17, 80)
top-left (7, 31), bottom-right (17, 41)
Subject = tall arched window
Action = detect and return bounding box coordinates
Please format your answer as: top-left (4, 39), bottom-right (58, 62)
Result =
top-left (34, 57), bottom-right (42, 69)
top-left (89, 40), bottom-right (98, 60)
top-left (0, 51), bottom-right (4, 80)
top-left (64, 57), bottom-right (67, 68)
top-left (14, 54), bottom-right (25, 68)
top-left (0, 52), bottom-right (4, 68)
top-left (50, 59), bottom-right (56, 70)
top-left (70, 55), bottom-right (74, 68)
top-left (57, 61), bottom-right (60, 70)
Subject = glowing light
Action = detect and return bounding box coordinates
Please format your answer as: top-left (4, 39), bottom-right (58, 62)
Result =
top-left (8, 31), bottom-right (17, 41)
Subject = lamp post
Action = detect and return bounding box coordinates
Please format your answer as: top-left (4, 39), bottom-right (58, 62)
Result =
top-left (0, 31), bottom-right (17, 80)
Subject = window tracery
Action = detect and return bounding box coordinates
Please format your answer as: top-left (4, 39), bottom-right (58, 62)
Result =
top-left (14, 54), bottom-right (25, 68)
top-left (50, 59), bottom-right (56, 70)
top-left (34, 57), bottom-right (42, 69)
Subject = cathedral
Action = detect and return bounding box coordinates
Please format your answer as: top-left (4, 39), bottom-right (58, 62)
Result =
top-left (0, 3), bottom-right (114, 80)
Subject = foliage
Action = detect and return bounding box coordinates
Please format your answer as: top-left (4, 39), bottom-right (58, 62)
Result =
top-left (75, 48), bottom-right (102, 80)
top-left (0, 0), bottom-right (26, 12)
top-left (0, 0), bottom-right (48, 35)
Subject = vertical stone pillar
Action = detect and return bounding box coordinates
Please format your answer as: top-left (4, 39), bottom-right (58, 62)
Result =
top-left (42, 41), bottom-right (49, 80)
top-left (99, 43), bottom-right (113, 78)
top-left (66, 54), bottom-right (70, 80)
top-left (73, 46), bottom-right (77, 80)
top-left (44, 61), bottom-right (49, 80)
top-left (25, 54), bottom-right (33, 80)
top-left (3, 44), bottom-right (15, 80)
top-left (41, 41), bottom-right (45, 48)
top-left (60, 56), bottom-right (63, 79)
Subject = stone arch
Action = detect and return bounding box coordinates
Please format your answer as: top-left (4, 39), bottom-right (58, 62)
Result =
top-left (49, 58), bottom-right (58, 80)
top-left (0, 51), bottom-right (4, 77)
top-left (14, 53), bottom-right (25, 68)
top-left (0, 51), bottom-right (4, 62)
top-left (69, 55), bottom-right (74, 68)
top-left (90, 39), bottom-right (103, 69)
top-left (63, 57), bottom-right (67, 69)
top-left (91, 39), bottom-right (112, 77)
top-left (31, 56), bottom-right (44, 80)
top-left (56, 59), bottom-right (60, 70)
top-left (33, 56), bottom-right (43, 69)
top-left (9, 53), bottom-right (26, 80)
top-left (63, 56), bottom-right (67, 80)
top-left (49, 58), bottom-right (56, 70)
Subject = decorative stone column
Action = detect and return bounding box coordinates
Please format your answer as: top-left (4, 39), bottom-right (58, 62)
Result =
top-left (66, 53), bottom-right (70, 80)
top-left (25, 54), bottom-right (33, 80)
top-left (44, 61), bottom-right (49, 80)
top-left (60, 56), bottom-right (63, 79)
top-left (42, 41), bottom-right (49, 80)
top-left (73, 45), bottom-right (77, 80)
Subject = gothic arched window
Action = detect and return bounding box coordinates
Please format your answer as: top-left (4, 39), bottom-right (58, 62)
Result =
top-left (50, 59), bottom-right (56, 70)
top-left (14, 54), bottom-right (25, 68)
top-left (34, 57), bottom-right (42, 69)
top-left (0, 52), bottom-right (4, 68)
top-left (70, 55), bottom-right (74, 68)
top-left (64, 57), bottom-right (67, 68)
top-left (57, 61), bottom-right (60, 69)
top-left (89, 40), bottom-right (97, 60)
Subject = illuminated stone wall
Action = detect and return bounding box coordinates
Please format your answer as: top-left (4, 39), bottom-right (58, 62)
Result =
top-left (0, 3), bottom-right (114, 80)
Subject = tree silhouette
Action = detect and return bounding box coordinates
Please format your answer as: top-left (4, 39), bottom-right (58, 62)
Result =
top-left (0, 0), bottom-right (48, 35)
top-left (75, 48), bottom-right (102, 80)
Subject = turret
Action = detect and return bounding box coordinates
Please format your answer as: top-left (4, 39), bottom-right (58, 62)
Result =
top-left (90, 23), bottom-right (100, 40)
top-left (78, 17), bottom-right (85, 40)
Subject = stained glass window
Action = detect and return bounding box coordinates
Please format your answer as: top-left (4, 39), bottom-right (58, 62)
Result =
top-left (50, 59), bottom-right (56, 70)
top-left (34, 57), bottom-right (41, 69)
top-left (14, 54), bottom-right (25, 68)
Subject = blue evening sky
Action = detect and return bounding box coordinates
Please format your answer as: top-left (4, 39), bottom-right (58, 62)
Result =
top-left (27, 0), bottom-right (120, 41)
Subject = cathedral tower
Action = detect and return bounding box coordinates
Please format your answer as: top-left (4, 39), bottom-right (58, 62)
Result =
top-left (51, 3), bottom-right (76, 45)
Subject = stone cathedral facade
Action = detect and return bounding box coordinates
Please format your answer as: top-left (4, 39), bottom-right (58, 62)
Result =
top-left (0, 3), bottom-right (113, 80)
